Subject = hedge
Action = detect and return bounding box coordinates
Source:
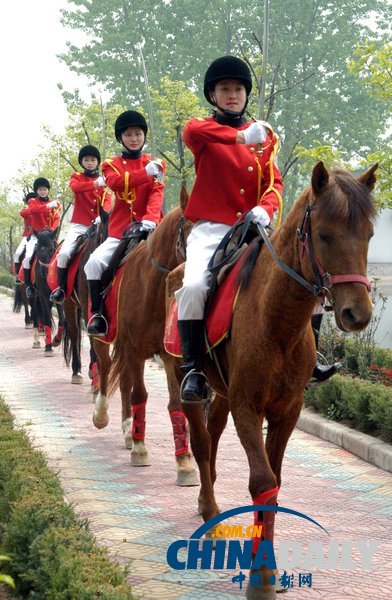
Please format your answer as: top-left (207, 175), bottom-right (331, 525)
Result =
top-left (0, 267), bottom-right (14, 290)
top-left (305, 374), bottom-right (392, 442)
top-left (0, 398), bottom-right (136, 599)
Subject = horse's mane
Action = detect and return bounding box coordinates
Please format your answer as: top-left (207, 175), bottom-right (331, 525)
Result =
top-left (240, 238), bottom-right (264, 289)
top-left (313, 169), bottom-right (377, 229)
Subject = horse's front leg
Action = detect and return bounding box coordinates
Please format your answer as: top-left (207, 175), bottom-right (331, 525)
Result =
top-left (207, 393), bottom-right (229, 487)
top-left (92, 339), bottom-right (111, 428)
top-left (183, 401), bottom-right (220, 524)
top-left (161, 354), bottom-right (199, 487)
top-left (89, 340), bottom-right (99, 396)
top-left (231, 398), bottom-right (278, 600)
top-left (52, 303), bottom-right (65, 348)
top-left (126, 359), bottom-right (151, 466)
top-left (43, 300), bottom-right (54, 356)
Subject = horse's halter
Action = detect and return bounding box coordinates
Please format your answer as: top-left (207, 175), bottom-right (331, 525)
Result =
top-left (296, 204), bottom-right (371, 308)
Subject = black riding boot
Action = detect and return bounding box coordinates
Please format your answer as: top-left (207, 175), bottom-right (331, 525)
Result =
top-left (24, 268), bottom-right (35, 298)
top-left (311, 314), bottom-right (342, 382)
top-left (50, 267), bottom-right (67, 304)
top-left (178, 319), bottom-right (208, 403)
top-left (87, 280), bottom-right (107, 337)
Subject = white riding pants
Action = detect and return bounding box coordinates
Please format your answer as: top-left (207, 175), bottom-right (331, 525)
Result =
top-left (57, 223), bottom-right (89, 268)
top-left (84, 236), bottom-right (121, 280)
top-left (22, 235), bottom-right (38, 268)
top-left (175, 220), bottom-right (231, 320)
top-left (14, 236), bottom-right (28, 263)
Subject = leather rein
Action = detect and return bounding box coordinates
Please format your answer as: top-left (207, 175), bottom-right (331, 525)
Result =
top-left (257, 204), bottom-right (371, 309)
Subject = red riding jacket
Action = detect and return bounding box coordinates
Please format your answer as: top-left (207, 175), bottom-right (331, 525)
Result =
top-left (102, 154), bottom-right (165, 239)
top-left (20, 211), bottom-right (32, 237)
top-left (183, 117), bottom-right (283, 225)
top-left (20, 197), bottom-right (61, 232)
top-left (69, 173), bottom-right (112, 225)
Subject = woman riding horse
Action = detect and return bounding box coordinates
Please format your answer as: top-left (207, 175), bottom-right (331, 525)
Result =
top-left (176, 55), bottom-right (339, 403)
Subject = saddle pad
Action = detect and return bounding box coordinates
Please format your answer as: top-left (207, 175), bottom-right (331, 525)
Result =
top-left (89, 263), bottom-right (126, 345)
top-left (164, 253), bottom-right (245, 357)
top-left (47, 241), bottom-right (88, 299)
top-left (18, 257), bottom-right (37, 284)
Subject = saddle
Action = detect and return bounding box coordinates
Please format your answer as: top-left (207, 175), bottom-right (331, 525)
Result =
top-left (101, 222), bottom-right (148, 292)
top-left (164, 215), bottom-right (264, 357)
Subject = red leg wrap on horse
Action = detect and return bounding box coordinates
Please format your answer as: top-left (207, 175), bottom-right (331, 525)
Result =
top-left (91, 362), bottom-right (100, 389)
top-left (44, 325), bottom-right (52, 346)
top-left (131, 401), bottom-right (147, 440)
top-left (252, 485), bottom-right (279, 555)
top-left (170, 410), bottom-right (189, 456)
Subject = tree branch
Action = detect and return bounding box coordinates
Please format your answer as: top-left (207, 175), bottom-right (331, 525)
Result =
top-left (264, 72), bottom-right (315, 103)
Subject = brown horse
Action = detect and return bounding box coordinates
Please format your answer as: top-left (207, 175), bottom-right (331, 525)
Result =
top-left (92, 201), bottom-right (199, 486)
top-left (166, 162), bottom-right (377, 599)
top-left (62, 221), bottom-right (108, 388)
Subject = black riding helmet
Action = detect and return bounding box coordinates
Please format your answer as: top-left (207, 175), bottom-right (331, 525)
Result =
top-left (33, 177), bottom-right (50, 193)
top-left (204, 55), bottom-right (252, 117)
top-left (78, 145), bottom-right (101, 168)
top-left (114, 111), bottom-right (148, 143)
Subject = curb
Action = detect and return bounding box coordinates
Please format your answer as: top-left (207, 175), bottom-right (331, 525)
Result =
top-left (0, 285), bottom-right (15, 298)
top-left (296, 408), bottom-right (392, 473)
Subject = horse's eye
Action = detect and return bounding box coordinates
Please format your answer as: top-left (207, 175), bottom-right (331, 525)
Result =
top-left (318, 232), bottom-right (331, 244)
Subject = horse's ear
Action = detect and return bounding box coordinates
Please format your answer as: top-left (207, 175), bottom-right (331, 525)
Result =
top-left (311, 161), bottom-right (329, 196)
top-left (180, 185), bottom-right (189, 212)
top-left (358, 163), bottom-right (378, 191)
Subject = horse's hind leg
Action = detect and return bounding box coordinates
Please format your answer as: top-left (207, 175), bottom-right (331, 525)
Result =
top-left (162, 354), bottom-right (199, 486)
top-left (92, 340), bottom-right (111, 429)
top-left (231, 398), bottom-right (278, 600)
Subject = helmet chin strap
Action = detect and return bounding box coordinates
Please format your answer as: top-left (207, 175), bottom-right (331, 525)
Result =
top-left (210, 94), bottom-right (248, 118)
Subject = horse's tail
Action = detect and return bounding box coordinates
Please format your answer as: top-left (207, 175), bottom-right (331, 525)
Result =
top-left (13, 286), bottom-right (23, 313)
top-left (63, 306), bottom-right (82, 367)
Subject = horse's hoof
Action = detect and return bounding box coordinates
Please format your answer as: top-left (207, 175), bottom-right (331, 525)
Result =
top-left (52, 337), bottom-right (61, 348)
top-left (93, 411), bottom-right (109, 429)
top-left (44, 349), bottom-right (54, 357)
top-left (32, 341), bottom-right (41, 349)
top-left (130, 451), bottom-right (151, 467)
top-left (176, 468), bottom-right (199, 487)
top-left (25, 322), bottom-right (34, 329)
top-left (71, 373), bottom-right (83, 385)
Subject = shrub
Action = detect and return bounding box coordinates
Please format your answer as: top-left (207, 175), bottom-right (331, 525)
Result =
top-left (0, 399), bottom-right (135, 599)
top-left (0, 267), bottom-right (14, 289)
top-left (305, 374), bottom-right (392, 441)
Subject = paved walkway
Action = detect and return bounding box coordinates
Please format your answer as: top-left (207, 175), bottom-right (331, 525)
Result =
top-left (0, 293), bottom-right (391, 599)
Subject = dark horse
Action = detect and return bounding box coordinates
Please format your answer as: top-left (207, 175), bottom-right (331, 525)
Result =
top-left (165, 162), bottom-right (377, 599)
top-left (92, 198), bottom-right (199, 486)
top-left (31, 228), bottom-right (65, 356)
top-left (13, 273), bottom-right (34, 329)
top-left (62, 221), bottom-right (107, 388)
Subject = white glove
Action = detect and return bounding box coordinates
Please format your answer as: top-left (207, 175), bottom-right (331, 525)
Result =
top-left (250, 205), bottom-right (270, 227)
top-left (93, 216), bottom-right (101, 225)
top-left (243, 121), bottom-right (268, 145)
top-left (145, 162), bottom-right (160, 177)
top-left (47, 200), bottom-right (60, 209)
top-left (94, 176), bottom-right (106, 187)
top-left (140, 219), bottom-right (157, 232)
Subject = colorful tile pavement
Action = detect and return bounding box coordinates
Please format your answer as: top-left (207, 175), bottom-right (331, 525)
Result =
top-left (0, 293), bottom-right (391, 599)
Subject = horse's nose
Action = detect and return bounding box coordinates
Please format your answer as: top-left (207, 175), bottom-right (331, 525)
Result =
top-left (340, 304), bottom-right (372, 332)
